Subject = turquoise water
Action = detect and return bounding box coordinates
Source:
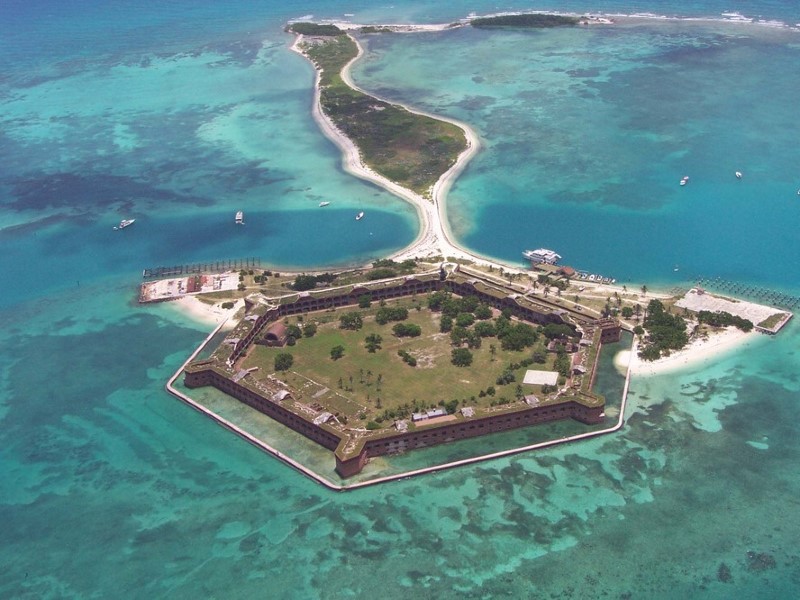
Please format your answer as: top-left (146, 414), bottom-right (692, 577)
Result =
top-left (2, 1), bottom-right (800, 597)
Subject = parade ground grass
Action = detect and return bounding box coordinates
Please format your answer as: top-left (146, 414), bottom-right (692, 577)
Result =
top-left (239, 300), bottom-right (560, 422)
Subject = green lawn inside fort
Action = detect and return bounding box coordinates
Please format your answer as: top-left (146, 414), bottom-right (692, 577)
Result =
top-left (239, 296), bottom-right (576, 429)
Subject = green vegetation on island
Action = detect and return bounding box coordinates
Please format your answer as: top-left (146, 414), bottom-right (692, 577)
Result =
top-left (697, 310), bottom-right (753, 332)
top-left (470, 14), bottom-right (580, 28)
top-left (297, 30), bottom-right (468, 197)
top-left (637, 299), bottom-right (689, 361)
top-left (287, 22), bottom-right (344, 36)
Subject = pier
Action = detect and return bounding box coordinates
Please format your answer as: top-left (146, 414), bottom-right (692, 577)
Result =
top-left (142, 257), bottom-right (262, 279)
top-left (694, 277), bottom-right (800, 310)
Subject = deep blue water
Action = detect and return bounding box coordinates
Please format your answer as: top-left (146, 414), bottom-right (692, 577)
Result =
top-left (2, 1), bottom-right (800, 598)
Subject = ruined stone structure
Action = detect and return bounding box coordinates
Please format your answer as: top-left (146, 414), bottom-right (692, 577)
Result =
top-left (183, 266), bottom-right (619, 477)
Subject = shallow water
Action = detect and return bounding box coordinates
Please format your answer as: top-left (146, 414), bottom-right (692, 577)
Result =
top-left (2, 1), bottom-right (800, 597)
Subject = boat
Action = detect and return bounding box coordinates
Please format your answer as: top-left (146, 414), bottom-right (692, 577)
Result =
top-left (680, 176), bottom-right (689, 186)
top-left (355, 211), bottom-right (364, 221)
top-left (735, 171), bottom-right (743, 179)
top-left (235, 211), bottom-right (244, 225)
top-left (113, 219), bottom-right (135, 230)
top-left (319, 201), bottom-right (330, 207)
top-left (522, 248), bottom-right (561, 265)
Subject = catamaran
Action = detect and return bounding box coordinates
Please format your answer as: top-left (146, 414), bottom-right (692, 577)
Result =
top-left (235, 211), bottom-right (244, 224)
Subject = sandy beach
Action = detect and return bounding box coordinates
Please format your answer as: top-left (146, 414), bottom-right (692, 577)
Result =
top-left (169, 296), bottom-right (243, 328)
top-left (291, 32), bottom-right (490, 267)
top-left (616, 326), bottom-right (757, 377)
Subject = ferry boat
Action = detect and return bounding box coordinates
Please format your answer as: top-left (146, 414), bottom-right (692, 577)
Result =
top-left (235, 211), bottom-right (244, 225)
top-left (355, 211), bottom-right (364, 221)
top-left (522, 248), bottom-right (561, 265)
top-left (319, 201), bottom-right (330, 207)
top-left (113, 219), bottom-right (135, 230)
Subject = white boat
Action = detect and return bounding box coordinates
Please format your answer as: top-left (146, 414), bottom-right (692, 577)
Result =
top-left (680, 176), bottom-right (689, 186)
top-left (235, 211), bottom-right (244, 225)
top-left (319, 201), bottom-right (330, 207)
top-left (735, 171), bottom-right (743, 179)
top-left (522, 248), bottom-right (561, 264)
top-left (355, 211), bottom-right (364, 221)
top-left (113, 219), bottom-right (135, 230)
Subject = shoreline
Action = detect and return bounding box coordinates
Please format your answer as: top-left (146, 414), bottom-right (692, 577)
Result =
top-left (291, 32), bottom-right (491, 267)
top-left (617, 326), bottom-right (757, 378)
top-left (168, 295), bottom-right (242, 328)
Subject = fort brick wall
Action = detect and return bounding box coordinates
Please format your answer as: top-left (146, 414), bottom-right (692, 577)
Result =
top-left (184, 269), bottom-right (618, 477)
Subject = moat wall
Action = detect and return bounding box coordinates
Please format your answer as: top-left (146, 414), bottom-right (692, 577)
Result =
top-left (184, 366), bottom-right (603, 477)
top-left (337, 400), bottom-right (603, 477)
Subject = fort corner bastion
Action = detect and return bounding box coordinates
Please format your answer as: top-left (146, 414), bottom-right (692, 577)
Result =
top-left (182, 265), bottom-right (621, 479)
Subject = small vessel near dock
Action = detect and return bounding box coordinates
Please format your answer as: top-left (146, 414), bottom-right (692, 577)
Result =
top-left (355, 211), bottom-right (364, 221)
top-left (522, 248), bottom-right (561, 265)
top-left (319, 201), bottom-right (330, 207)
top-left (114, 219), bottom-right (135, 230)
top-left (235, 211), bottom-right (244, 225)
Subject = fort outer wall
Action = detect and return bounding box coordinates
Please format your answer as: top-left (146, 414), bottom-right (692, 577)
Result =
top-left (183, 364), bottom-right (603, 478)
top-left (184, 267), bottom-right (618, 477)
top-left (335, 399), bottom-right (603, 477)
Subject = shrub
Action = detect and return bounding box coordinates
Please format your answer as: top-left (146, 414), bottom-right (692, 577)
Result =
top-left (339, 312), bottom-right (363, 330)
top-left (274, 353), bottom-right (294, 371)
top-left (392, 323), bottom-right (421, 337)
top-left (366, 267), bottom-right (397, 280)
top-left (451, 348), bottom-right (473, 367)
top-left (293, 274), bottom-right (317, 291)
top-left (364, 333), bottom-right (383, 353)
top-left (397, 349), bottom-right (417, 366)
top-left (375, 306), bottom-right (408, 324)
top-left (455, 312), bottom-right (475, 328)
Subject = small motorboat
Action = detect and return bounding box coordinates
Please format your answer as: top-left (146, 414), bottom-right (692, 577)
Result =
top-left (114, 219), bottom-right (135, 230)
top-left (735, 171), bottom-right (743, 179)
top-left (355, 211), bottom-right (364, 221)
top-left (680, 176), bottom-right (689, 186)
top-left (319, 201), bottom-right (330, 207)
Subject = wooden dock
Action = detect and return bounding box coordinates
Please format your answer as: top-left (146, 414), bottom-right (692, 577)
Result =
top-left (142, 257), bottom-right (261, 279)
top-left (695, 277), bottom-right (800, 310)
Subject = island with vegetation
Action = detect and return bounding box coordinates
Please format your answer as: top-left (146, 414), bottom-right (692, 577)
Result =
top-left (288, 22), bottom-right (468, 198)
top-left (470, 14), bottom-right (580, 28)
top-left (155, 16), bottom-right (792, 487)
